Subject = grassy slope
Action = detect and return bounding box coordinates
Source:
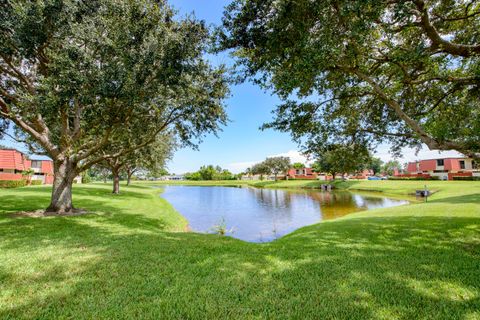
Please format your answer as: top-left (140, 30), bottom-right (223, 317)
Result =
top-left (0, 181), bottom-right (479, 319)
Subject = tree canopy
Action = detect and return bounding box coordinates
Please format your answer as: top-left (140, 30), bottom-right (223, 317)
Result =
top-left (263, 156), bottom-right (291, 180)
top-left (0, 0), bottom-right (228, 212)
top-left (249, 162), bottom-right (270, 177)
top-left (248, 156), bottom-right (291, 180)
top-left (218, 0), bottom-right (480, 159)
top-left (312, 144), bottom-right (371, 178)
top-left (383, 160), bottom-right (403, 176)
top-left (101, 133), bottom-right (176, 193)
top-left (368, 157), bottom-right (384, 175)
top-left (292, 162), bottom-right (305, 169)
top-left (185, 165), bottom-right (235, 181)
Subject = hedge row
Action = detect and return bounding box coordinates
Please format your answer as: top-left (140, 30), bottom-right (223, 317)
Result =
top-left (388, 176), bottom-right (440, 181)
top-left (30, 180), bottom-right (43, 185)
top-left (0, 180), bottom-right (27, 188)
top-left (452, 176), bottom-right (480, 181)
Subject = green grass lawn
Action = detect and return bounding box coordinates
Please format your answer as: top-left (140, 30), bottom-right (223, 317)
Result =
top-left (0, 181), bottom-right (479, 319)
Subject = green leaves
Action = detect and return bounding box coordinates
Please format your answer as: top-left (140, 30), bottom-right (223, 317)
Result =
top-left (1, 0), bottom-right (228, 166)
top-left (219, 0), bottom-right (480, 158)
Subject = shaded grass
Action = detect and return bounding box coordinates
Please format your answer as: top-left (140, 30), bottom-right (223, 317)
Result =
top-left (0, 181), bottom-right (479, 319)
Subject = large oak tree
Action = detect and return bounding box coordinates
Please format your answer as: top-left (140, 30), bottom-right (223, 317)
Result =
top-left (0, 0), bottom-right (228, 213)
top-left (218, 0), bottom-right (480, 158)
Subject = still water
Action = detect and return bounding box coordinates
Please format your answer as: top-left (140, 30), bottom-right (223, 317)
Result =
top-left (161, 186), bottom-right (409, 242)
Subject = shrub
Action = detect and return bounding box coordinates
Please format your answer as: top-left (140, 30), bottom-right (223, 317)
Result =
top-left (452, 176), bottom-right (480, 181)
top-left (82, 171), bottom-right (92, 184)
top-left (0, 180), bottom-right (27, 188)
top-left (388, 176), bottom-right (439, 181)
top-left (30, 180), bottom-right (43, 185)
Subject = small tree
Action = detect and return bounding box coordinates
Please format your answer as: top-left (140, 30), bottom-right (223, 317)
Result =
top-left (368, 157), bottom-right (384, 176)
top-left (250, 162), bottom-right (270, 180)
top-left (313, 144), bottom-right (371, 180)
top-left (185, 165), bottom-right (235, 181)
top-left (383, 160), bottom-right (403, 176)
top-left (102, 134), bottom-right (175, 194)
top-left (125, 137), bottom-right (175, 186)
top-left (263, 156), bottom-right (291, 181)
top-left (89, 165), bottom-right (111, 183)
top-left (21, 168), bottom-right (34, 185)
top-left (292, 162), bottom-right (305, 169)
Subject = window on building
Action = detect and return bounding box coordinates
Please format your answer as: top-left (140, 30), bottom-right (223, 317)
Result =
top-left (31, 160), bottom-right (42, 168)
top-left (437, 159), bottom-right (444, 166)
top-left (459, 160), bottom-right (465, 169)
top-left (473, 160), bottom-right (478, 169)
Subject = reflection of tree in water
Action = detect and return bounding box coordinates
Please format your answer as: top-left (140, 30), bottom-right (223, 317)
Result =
top-left (249, 188), bottom-right (365, 221)
top-left (306, 191), bottom-right (362, 219)
top-left (246, 188), bottom-right (405, 239)
top-left (249, 188), bottom-right (293, 210)
top-left (247, 188), bottom-right (319, 233)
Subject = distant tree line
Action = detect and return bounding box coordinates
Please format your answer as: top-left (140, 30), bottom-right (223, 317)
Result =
top-left (246, 156), bottom-right (291, 181)
top-left (185, 165), bottom-right (237, 181)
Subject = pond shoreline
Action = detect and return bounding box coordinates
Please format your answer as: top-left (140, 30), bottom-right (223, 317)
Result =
top-left (159, 184), bottom-right (410, 242)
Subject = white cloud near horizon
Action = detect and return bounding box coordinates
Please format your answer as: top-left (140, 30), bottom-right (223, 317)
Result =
top-left (225, 150), bottom-right (313, 173)
top-left (374, 144), bottom-right (463, 164)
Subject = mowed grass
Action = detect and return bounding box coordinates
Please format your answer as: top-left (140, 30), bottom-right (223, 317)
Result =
top-left (0, 181), bottom-right (479, 319)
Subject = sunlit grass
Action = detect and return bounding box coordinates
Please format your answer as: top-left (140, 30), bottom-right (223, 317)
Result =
top-left (0, 181), bottom-right (479, 319)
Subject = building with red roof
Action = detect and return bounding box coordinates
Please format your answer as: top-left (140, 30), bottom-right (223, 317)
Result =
top-left (0, 149), bottom-right (54, 184)
top-left (287, 167), bottom-right (318, 180)
top-left (405, 157), bottom-right (479, 180)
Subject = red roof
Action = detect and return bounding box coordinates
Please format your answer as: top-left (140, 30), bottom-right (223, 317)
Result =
top-left (0, 149), bottom-right (53, 174)
top-left (0, 149), bottom-right (30, 171)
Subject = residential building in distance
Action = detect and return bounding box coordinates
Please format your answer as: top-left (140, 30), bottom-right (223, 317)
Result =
top-left (405, 157), bottom-right (479, 180)
top-left (0, 149), bottom-right (55, 184)
top-left (287, 167), bottom-right (318, 180)
top-left (158, 175), bottom-right (186, 181)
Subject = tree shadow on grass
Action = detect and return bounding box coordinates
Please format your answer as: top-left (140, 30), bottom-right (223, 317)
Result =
top-left (0, 212), bottom-right (479, 319)
top-left (0, 184), bottom-right (152, 215)
top-left (429, 193), bottom-right (480, 205)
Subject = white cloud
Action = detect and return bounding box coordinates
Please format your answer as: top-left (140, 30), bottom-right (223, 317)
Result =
top-left (226, 150), bottom-right (312, 173)
top-left (270, 150), bottom-right (313, 165)
top-left (374, 144), bottom-right (464, 164)
top-left (225, 161), bottom-right (257, 173)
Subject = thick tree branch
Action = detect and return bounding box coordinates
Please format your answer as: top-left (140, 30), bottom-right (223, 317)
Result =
top-left (0, 54), bottom-right (36, 93)
top-left (346, 66), bottom-right (467, 153)
top-left (413, 0), bottom-right (480, 57)
top-left (2, 131), bottom-right (48, 156)
top-left (77, 109), bottom-right (184, 172)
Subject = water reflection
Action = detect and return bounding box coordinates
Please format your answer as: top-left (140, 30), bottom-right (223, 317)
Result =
top-left (161, 186), bottom-right (408, 242)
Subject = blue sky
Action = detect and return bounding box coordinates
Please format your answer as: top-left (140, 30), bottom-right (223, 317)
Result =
top-left (167, 0), bottom-right (303, 174)
top-left (1, 0), bottom-right (463, 172)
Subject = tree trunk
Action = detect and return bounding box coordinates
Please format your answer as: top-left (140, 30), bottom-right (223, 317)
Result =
top-left (46, 159), bottom-right (77, 214)
top-left (112, 168), bottom-right (120, 194)
top-left (126, 169), bottom-right (133, 186)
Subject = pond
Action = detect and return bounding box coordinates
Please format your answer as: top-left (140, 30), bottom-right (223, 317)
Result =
top-left (161, 186), bottom-right (409, 242)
